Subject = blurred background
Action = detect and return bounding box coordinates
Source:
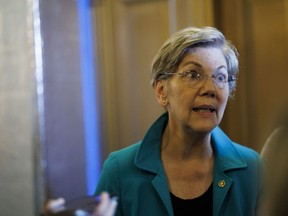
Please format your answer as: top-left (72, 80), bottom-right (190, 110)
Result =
top-left (1, 0), bottom-right (288, 215)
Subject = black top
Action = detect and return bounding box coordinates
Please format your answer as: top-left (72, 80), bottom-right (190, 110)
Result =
top-left (170, 183), bottom-right (213, 216)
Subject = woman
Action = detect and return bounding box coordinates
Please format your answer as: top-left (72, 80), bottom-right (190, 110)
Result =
top-left (96, 26), bottom-right (263, 216)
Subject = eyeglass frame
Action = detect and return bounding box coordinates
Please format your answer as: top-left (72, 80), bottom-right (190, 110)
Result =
top-left (158, 70), bottom-right (237, 90)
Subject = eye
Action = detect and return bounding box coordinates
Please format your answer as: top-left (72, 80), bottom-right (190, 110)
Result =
top-left (186, 70), bottom-right (201, 80)
top-left (214, 73), bottom-right (227, 83)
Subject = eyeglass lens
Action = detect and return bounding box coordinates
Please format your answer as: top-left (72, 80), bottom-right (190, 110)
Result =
top-left (184, 72), bottom-right (227, 89)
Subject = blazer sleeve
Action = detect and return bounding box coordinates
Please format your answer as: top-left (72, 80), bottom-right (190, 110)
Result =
top-left (95, 153), bottom-right (123, 215)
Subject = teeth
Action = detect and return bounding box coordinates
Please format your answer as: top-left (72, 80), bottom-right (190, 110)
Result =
top-left (197, 109), bottom-right (211, 112)
top-left (193, 106), bottom-right (215, 112)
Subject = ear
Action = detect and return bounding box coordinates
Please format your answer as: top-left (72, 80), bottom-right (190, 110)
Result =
top-left (154, 79), bottom-right (168, 107)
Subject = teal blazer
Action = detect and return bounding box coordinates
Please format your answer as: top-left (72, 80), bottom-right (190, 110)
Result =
top-left (96, 113), bottom-right (263, 216)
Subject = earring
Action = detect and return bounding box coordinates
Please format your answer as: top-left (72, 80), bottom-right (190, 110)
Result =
top-left (162, 99), bottom-right (167, 106)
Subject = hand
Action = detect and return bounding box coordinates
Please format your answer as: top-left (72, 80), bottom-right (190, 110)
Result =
top-left (44, 197), bottom-right (66, 214)
top-left (93, 192), bottom-right (118, 216)
top-left (43, 192), bottom-right (117, 216)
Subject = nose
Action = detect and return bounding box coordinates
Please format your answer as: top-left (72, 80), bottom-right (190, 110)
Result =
top-left (199, 75), bottom-right (216, 97)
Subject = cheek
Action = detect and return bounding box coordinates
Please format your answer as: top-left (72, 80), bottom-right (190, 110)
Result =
top-left (221, 86), bottom-right (230, 101)
top-left (166, 82), bottom-right (182, 102)
top-left (217, 87), bottom-right (229, 108)
top-left (167, 90), bottom-right (191, 112)
top-left (219, 94), bottom-right (229, 114)
top-left (220, 99), bottom-right (228, 111)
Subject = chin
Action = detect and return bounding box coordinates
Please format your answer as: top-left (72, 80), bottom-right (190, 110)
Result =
top-left (196, 127), bottom-right (216, 134)
top-left (186, 124), bottom-right (217, 135)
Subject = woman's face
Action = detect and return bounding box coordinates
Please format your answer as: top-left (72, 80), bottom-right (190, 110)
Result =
top-left (158, 47), bottom-right (230, 134)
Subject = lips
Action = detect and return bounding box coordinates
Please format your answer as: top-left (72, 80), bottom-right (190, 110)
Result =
top-left (192, 105), bottom-right (216, 113)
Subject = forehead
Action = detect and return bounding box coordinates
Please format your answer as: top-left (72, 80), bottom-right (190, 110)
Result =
top-left (179, 47), bottom-right (227, 68)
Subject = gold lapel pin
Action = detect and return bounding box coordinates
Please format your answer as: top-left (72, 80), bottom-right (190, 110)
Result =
top-left (218, 180), bottom-right (226, 188)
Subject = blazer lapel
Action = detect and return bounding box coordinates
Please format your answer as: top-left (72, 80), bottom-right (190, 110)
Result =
top-left (211, 127), bottom-right (247, 216)
top-left (213, 163), bottom-right (234, 216)
top-left (151, 170), bottom-right (174, 216)
top-left (135, 113), bottom-right (173, 215)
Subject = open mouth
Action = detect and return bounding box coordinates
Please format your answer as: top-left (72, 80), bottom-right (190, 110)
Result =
top-left (192, 105), bottom-right (216, 113)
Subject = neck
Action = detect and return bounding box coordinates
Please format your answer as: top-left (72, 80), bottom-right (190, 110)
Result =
top-left (161, 126), bottom-right (214, 161)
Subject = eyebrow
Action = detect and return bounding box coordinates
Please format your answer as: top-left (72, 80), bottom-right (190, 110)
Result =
top-left (182, 61), bottom-right (227, 70)
top-left (182, 61), bottom-right (202, 67)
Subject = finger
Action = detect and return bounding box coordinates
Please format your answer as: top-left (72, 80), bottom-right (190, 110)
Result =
top-left (95, 192), bottom-right (110, 215)
top-left (45, 198), bottom-right (65, 213)
top-left (104, 198), bottom-right (118, 216)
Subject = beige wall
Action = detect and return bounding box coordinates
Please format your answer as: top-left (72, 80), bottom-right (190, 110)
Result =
top-left (93, 0), bottom-right (288, 155)
top-left (251, 0), bottom-right (288, 149)
top-left (93, 0), bottom-right (215, 155)
top-left (217, 0), bottom-right (288, 151)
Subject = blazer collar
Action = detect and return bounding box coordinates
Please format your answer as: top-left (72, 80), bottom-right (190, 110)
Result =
top-left (135, 112), bottom-right (247, 173)
top-left (211, 127), bottom-right (247, 171)
top-left (134, 112), bottom-right (167, 173)
top-left (134, 113), bottom-right (174, 216)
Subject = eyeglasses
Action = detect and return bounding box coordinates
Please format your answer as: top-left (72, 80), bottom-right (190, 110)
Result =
top-left (163, 70), bottom-right (237, 90)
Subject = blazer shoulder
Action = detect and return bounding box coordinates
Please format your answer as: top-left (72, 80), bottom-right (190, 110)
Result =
top-left (231, 142), bottom-right (263, 171)
top-left (95, 141), bottom-right (142, 195)
top-left (212, 127), bottom-right (261, 163)
top-left (106, 141), bottom-right (141, 167)
top-left (232, 142), bottom-right (261, 159)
